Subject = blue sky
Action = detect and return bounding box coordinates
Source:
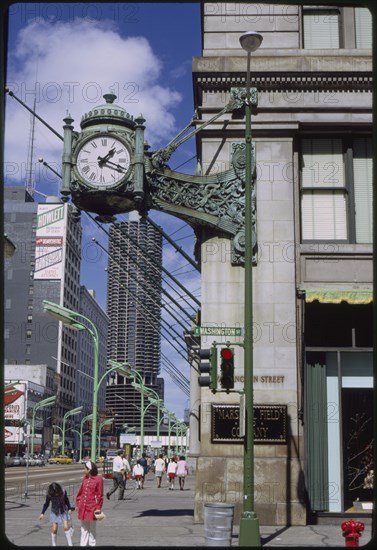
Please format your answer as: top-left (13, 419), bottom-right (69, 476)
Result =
top-left (4, 2), bottom-right (202, 419)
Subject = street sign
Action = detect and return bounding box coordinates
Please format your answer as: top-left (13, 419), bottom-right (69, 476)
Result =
top-left (194, 326), bottom-right (243, 337)
top-left (150, 440), bottom-right (163, 448)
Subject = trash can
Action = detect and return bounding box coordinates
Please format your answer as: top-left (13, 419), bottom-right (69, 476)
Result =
top-left (204, 502), bottom-right (235, 547)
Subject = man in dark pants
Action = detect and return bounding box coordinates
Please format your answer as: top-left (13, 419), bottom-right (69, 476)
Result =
top-left (139, 452), bottom-right (149, 489)
top-left (106, 450), bottom-right (125, 500)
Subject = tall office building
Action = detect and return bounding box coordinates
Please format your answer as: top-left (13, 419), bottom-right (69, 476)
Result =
top-left (106, 212), bottom-right (164, 433)
top-left (3, 187), bottom-right (108, 454)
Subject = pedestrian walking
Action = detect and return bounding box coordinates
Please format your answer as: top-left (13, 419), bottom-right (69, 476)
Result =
top-left (39, 482), bottom-right (73, 546)
top-left (176, 456), bottom-right (189, 490)
top-left (122, 453), bottom-right (131, 490)
top-left (167, 457), bottom-right (177, 490)
top-left (75, 461), bottom-right (104, 546)
top-left (106, 450), bottom-right (125, 500)
top-left (139, 452), bottom-right (148, 489)
top-left (154, 453), bottom-right (165, 488)
top-left (132, 459), bottom-right (144, 489)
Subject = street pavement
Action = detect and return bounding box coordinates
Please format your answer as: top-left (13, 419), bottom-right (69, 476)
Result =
top-left (3, 468), bottom-right (374, 547)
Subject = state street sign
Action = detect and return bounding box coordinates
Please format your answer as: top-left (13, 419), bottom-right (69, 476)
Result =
top-left (194, 326), bottom-right (243, 337)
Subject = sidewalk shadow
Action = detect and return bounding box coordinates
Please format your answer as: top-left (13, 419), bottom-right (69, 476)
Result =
top-left (261, 526), bottom-right (291, 545)
top-left (135, 509), bottom-right (194, 517)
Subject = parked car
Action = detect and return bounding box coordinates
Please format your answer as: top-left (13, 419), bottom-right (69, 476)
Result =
top-left (8, 456), bottom-right (25, 467)
top-left (34, 455), bottom-right (46, 466)
top-left (48, 455), bottom-right (73, 464)
top-left (24, 455), bottom-right (37, 466)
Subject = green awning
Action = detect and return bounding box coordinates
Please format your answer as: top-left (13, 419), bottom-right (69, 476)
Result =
top-left (305, 288), bottom-right (373, 305)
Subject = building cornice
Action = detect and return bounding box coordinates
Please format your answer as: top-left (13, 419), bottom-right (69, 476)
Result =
top-left (194, 72), bottom-right (372, 92)
top-left (193, 53), bottom-right (373, 96)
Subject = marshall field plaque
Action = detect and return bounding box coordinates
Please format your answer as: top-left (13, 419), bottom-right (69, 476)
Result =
top-left (211, 404), bottom-right (287, 444)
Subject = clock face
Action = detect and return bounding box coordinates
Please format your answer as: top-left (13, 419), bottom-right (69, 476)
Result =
top-left (76, 135), bottom-right (131, 186)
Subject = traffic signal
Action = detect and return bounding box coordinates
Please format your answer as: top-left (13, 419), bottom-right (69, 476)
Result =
top-left (220, 347), bottom-right (234, 391)
top-left (198, 347), bottom-right (217, 392)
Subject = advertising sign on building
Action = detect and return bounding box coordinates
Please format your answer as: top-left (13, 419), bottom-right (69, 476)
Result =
top-left (4, 384), bottom-right (26, 444)
top-left (4, 384), bottom-right (25, 421)
top-left (34, 203), bottom-right (67, 280)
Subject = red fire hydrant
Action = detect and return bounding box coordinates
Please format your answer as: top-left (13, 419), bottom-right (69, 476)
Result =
top-left (341, 519), bottom-right (365, 547)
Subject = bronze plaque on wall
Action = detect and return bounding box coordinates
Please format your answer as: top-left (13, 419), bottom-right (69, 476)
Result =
top-left (211, 404), bottom-right (287, 444)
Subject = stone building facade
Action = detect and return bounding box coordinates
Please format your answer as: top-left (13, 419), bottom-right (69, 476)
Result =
top-left (191, 4), bottom-right (373, 525)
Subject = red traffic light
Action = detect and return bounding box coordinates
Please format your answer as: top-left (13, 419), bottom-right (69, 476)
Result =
top-left (221, 348), bottom-right (233, 360)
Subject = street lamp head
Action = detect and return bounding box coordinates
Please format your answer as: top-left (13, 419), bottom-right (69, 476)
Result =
top-left (43, 300), bottom-right (86, 331)
top-left (239, 31), bottom-right (263, 52)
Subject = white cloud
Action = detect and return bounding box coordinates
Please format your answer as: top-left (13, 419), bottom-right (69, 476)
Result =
top-left (4, 17), bottom-right (183, 188)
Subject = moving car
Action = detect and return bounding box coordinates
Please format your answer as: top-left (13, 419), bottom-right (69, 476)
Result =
top-left (48, 454), bottom-right (73, 464)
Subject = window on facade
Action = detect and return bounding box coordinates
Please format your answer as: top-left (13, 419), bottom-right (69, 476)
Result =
top-left (303, 6), bottom-right (372, 49)
top-left (353, 137), bottom-right (373, 243)
top-left (300, 137), bottom-right (372, 243)
top-left (303, 6), bottom-right (340, 48)
top-left (355, 7), bottom-right (372, 48)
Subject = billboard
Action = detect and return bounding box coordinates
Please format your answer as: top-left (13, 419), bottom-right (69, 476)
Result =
top-left (34, 203), bottom-right (67, 280)
top-left (4, 384), bottom-right (26, 444)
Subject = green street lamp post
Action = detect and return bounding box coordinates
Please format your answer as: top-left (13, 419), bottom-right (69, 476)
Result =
top-left (162, 406), bottom-right (176, 456)
top-left (52, 425), bottom-right (63, 436)
top-left (30, 395), bottom-right (56, 455)
top-left (52, 424), bottom-right (63, 452)
top-left (61, 406), bottom-right (83, 456)
top-left (239, 30), bottom-right (263, 547)
top-left (71, 429), bottom-right (81, 460)
top-left (98, 418), bottom-right (114, 456)
top-left (133, 384), bottom-right (162, 447)
top-left (108, 360), bottom-right (146, 454)
top-left (80, 414), bottom-right (94, 462)
top-left (43, 300), bottom-right (99, 462)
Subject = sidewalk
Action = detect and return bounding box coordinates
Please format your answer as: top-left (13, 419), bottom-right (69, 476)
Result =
top-left (3, 469), bottom-right (373, 547)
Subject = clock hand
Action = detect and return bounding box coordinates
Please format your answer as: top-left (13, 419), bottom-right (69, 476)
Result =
top-left (97, 148), bottom-right (116, 167)
top-left (100, 159), bottom-right (128, 173)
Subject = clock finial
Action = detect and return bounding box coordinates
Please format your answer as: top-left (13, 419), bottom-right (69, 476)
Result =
top-left (103, 92), bottom-right (117, 104)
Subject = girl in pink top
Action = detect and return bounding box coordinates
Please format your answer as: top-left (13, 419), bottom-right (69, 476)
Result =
top-left (175, 456), bottom-right (189, 490)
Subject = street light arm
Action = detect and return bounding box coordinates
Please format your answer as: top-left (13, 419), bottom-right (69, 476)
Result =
top-left (31, 396), bottom-right (56, 455)
top-left (107, 360), bottom-right (143, 385)
top-left (97, 364), bottom-right (132, 389)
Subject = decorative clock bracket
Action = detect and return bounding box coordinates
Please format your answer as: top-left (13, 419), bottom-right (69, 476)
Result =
top-left (61, 87), bottom-right (258, 266)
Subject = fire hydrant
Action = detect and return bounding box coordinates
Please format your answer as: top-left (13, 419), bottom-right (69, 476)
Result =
top-left (341, 519), bottom-right (365, 547)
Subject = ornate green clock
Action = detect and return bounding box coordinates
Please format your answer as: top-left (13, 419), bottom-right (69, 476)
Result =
top-left (61, 89), bottom-right (258, 264)
top-left (63, 92), bottom-right (145, 221)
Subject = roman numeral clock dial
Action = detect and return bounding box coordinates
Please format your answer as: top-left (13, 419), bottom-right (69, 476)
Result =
top-left (76, 135), bottom-right (131, 187)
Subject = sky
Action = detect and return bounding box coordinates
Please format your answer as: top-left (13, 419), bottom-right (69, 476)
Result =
top-left (3, 1), bottom-right (203, 420)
